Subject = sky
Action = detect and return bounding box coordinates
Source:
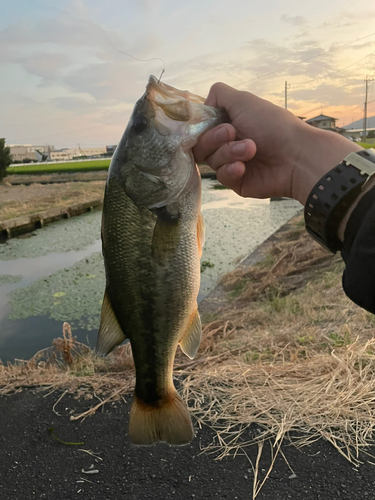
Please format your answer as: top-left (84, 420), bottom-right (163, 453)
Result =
top-left (1, 0), bottom-right (375, 148)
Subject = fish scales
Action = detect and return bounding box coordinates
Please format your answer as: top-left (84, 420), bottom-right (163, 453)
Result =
top-left (96, 76), bottom-right (226, 445)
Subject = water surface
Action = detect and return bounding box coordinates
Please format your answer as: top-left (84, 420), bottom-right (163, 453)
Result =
top-left (0, 180), bottom-right (301, 362)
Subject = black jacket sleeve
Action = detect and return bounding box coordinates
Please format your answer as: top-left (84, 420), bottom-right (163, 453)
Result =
top-left (341, 185), bottom-right (375, 314)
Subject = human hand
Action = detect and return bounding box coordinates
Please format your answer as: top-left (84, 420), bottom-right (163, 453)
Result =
top-left (194, 83), bottom-right (362, 204)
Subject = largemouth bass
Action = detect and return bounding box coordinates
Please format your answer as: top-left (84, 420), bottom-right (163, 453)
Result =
top-left (96, 75), bottom-right (225, 445)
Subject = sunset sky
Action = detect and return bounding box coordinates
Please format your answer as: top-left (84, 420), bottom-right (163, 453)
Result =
top-left (1, 0), bottom-right (375, 148)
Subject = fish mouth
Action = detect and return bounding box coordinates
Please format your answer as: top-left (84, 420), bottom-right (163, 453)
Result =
top-left (147, 75), bottom-right (206, 106)
top-left (146, 75), bottom-right (219, 125)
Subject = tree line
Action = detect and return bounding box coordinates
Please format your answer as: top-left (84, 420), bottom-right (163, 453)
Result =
top-left (0, 139), bottom-right (12, 182)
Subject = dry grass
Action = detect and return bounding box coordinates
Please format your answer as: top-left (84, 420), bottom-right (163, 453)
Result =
top-left (0, 323), bottom-right (135, 406)
top-left (0, 181), bottom-right (105, 221)
top-left (2, 215), bottom-right (375, 497)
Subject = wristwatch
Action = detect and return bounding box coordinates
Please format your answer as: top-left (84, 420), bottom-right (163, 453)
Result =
top-left (304, 148), bottom-right (375, 253)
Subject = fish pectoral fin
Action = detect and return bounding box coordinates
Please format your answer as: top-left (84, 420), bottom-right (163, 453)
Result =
top-left (151, 215), bottom-right (180, 262)
top-left (197, 213), bottom-right (205, 257)
top-left (95, 290), bottom-right (127, 356)
top-left (179, 308), bottom-right (202, 360)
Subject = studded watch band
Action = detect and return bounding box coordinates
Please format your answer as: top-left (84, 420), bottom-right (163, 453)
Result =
top-left (304, 148), bottom-right (375, 253)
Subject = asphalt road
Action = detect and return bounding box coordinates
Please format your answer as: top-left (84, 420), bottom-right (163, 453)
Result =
top-left (1, 389), bottom-right (375, 500)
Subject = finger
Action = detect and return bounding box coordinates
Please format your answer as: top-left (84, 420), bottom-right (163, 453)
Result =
top-left (194, 123), bottom-right (236, 163)
top-left (216, 162), bottom-right (246, 195)
top-left (205, 139), bottom-right (256, 171)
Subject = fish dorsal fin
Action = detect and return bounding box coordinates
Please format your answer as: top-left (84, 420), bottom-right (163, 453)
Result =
top-left (96, 290), bottom-right (127, 356)
top-left (179, 307), bottom-right (202, 360)
top-left (197, 213), bottom-right (205, 258)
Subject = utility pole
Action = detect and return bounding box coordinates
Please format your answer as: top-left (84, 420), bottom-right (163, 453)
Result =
top-left (285, 81), bottom-right (290, 110)
top-left (363, 76), bottom-right (374, 142)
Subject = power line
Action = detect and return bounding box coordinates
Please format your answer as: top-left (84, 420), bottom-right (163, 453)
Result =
top-left (289, 50), bottom-right (375, 90)
top-left (235, 31), bottom-right (375, 89)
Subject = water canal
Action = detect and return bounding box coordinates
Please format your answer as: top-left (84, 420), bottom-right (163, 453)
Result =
top-left (0, 179), bottom-right (301, 363)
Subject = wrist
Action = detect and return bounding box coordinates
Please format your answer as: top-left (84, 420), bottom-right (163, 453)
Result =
top-left (292, 125), bottom-right (362, 205)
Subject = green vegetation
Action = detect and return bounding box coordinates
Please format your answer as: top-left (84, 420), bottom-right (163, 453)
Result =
top-left (7, 159), bottom-right (110, 175)
top-left (0, 138), bottom-right (12, 181)
top-left (48, 427), bottom-right (84, 446)
top-left (201, 260), bottom-right (215, 273)
top-left (357, 142), bottom-right (375, 149)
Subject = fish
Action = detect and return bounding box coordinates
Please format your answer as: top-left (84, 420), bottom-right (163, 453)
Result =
top-left (95, 75), bottom-right (226, 445)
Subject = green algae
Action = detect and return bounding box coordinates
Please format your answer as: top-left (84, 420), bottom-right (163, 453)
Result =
top-left (9, 252), bottom-right (105, 331)
top-left (0, 274), bottom-right (22, 286)
top-left (0, 210), bottom-right (101, 261)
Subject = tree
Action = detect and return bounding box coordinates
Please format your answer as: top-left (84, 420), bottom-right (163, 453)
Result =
top-left (0, 138), bottom-right (12, 182)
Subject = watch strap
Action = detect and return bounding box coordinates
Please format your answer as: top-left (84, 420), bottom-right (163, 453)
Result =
top-left (343, 183), bottom-right (375, 253)
top-left (304, 148), bottom-right (375, 253)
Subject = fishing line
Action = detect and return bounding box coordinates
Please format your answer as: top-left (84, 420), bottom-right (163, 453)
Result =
top-left (158, 69), bottom-right (165, 83)
top-left (34, 1), bottom-right (166, 73)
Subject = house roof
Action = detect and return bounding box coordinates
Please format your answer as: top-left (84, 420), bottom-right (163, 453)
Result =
top-left (342, 127), bottom-right (375, 133)
top-left (343, 115), bottom-right (375, 130)
top-left (306, 114), bottom-right (337, 123)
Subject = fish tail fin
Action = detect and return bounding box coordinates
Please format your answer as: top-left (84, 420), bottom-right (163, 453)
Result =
top-left (128, 392), bottom-right (193, 446)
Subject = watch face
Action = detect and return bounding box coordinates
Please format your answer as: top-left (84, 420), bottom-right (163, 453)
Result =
top-left (344, 150), bottom-right (375, 179)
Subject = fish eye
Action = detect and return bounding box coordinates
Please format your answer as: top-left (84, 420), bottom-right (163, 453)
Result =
top-left (132, 114), bottom-right (148, 134)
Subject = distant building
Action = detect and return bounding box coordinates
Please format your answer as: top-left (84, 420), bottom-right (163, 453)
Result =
top-left (8, 144), bottom-right (54, 162)
top-left (50, 147), bottom-right (107, 161)
top-left (342, 116), bottom-right (375, 142)
top-left (106, 145), bottom-right (117, 155)
top-left (305, 114), bottom-right (343, 133)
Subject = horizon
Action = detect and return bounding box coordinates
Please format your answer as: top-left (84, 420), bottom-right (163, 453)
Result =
top-left (1, 0), bottom-right (375, 148)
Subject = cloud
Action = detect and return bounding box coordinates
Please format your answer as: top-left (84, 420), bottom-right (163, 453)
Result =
top-left (290, 83), bottom-right (361, 107)
top-left (280, 14), bottom-right (307, 26)
top-left (19, 53), bottom-right (71, 81)
top-left (49, 95), bottom-right (97, 112)
top-left (242, 37), bottom-right (337, 83)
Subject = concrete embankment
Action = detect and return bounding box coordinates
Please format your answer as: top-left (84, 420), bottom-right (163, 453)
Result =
top-left (198, 210), bottom-right (304, 316)
top-left (0, 165), bottom-right (217, 242)
top-left (0, 199), bottom-right (102, 242)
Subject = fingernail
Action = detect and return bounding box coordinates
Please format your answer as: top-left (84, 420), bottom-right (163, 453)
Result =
top-left (214, 126), bottom-right (228, 143)
top-left (232, 142), bottom-right (246, 156)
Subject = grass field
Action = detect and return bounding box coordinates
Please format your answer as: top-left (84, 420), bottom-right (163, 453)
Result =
top-left (7, 159), bottom-right (110, 175)
top-left (0, 181), bottom-right (106, 221)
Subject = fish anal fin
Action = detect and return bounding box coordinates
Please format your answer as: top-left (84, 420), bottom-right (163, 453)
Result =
top-left (95, 290), bottom-right (127, 356)
top-left (197, 213), bottom-right (205, 258)
top-left (128, 393), bottom-right (193, 445)
top-left (179, 307), bottom-right (202, 360)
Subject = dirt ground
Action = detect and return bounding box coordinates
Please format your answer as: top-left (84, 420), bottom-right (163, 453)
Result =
top-left (1, 389), bottom-right (375, 500)
top-left (0, 178), bottom-right (106, 221)
top-left (0, 167), bottom-right (214, 222)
